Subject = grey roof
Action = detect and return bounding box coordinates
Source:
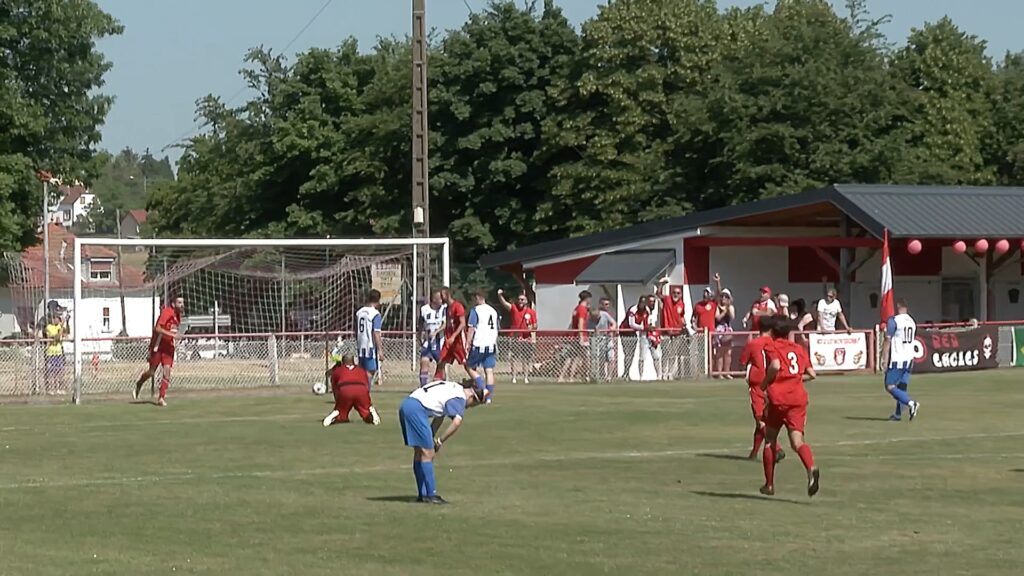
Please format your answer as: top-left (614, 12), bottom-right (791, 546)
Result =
top-left (479, 184), bottom-right (1024, 268)
top-left (575, 250), bottom-right (675, 285)
top-left (833, 184), bottom-right (1024, 238)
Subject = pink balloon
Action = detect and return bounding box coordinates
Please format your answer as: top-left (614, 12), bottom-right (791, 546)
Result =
top-left (953, 241), bottom-right (967, 254)
top-left (907, 239), bottom-right (922, 254)
top-left (995, 239), bottom-right (1010, 254)
top-left (975, 239), bottom-right (989, 253)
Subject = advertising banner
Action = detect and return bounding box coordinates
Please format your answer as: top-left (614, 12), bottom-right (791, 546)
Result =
top-left (1013, 327), bottom-right (1024, 368)
top-left (808, 332), bottom-right (868, 371)
top-left (913, 326), bottom-right (999, 373)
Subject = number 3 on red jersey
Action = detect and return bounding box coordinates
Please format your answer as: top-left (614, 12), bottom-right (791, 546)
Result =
top-left (786, 351), bottom-right (800, 375)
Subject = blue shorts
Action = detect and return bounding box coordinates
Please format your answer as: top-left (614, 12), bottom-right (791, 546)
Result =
top-left (467, 346), bottom-right (497, 370)
top-left (359, 356), bottom-right (378, 373)
top-left (420, 340), bottom-right (441, 362)
top-left (885, 367), bottom-right (912, 387)
top-left (399, 397), bottom-right (433, 449)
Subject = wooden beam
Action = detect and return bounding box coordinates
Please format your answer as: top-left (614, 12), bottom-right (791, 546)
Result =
top-left (812, 247), bottom-right (841, 274)
top-left (847, 248), bottom-right (878, 275)
top-left (990, 246), bottom-right (1021, 276)
top-left (687, 236), bottom-right (881, 248)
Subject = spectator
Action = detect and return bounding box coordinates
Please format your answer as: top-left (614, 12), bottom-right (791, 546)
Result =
top-left (743, 286), bottom-right (777, 333)
top-left (496, 289), bottom-right (537, 384)
top-left (558, 290), bottom-right (591, 382)
top-left (634, 295), bottom-right (661, 379)
top-left (620, 295), bottom-right (647, 379)
top-left (691, 274), bottom-right (721, 334)
top-left (816, 288), bottom-right (851, 333)
top-left (776, 293), bottom-right (790, 318)
top-left (714, 288), bottom-right (736, 379)
top-left (790, 298), bottom-right (815, 339)
top-left (657, 277), bottom-right (687, 379)
top-left (587, 301), bottom-right (616, 381)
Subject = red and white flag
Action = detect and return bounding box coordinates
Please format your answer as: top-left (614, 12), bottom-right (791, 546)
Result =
top-left (879, 229), bottom-right (895, 324)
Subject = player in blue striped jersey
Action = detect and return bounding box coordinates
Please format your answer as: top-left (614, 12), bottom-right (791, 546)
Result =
top-left (881, 299), bottom-right (920, 421)
top-left (418, 291), bottom-right (446, 387)
top-left (466, 291), bottom-right (500, 403)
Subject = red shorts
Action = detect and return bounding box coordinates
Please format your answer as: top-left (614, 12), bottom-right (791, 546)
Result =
top-left (333, 384), bottom-right (373, 422)
top-left (764, 402), bottom-right (807, 433)
top-left (148, 351), bottom-right (174, 369)
top-left (748, 385), bottom-right (766, 421)
top-left (439, 339), bottom-right (466, 365)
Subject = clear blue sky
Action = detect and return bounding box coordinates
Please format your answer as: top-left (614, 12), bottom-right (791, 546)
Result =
top-left (94, 0), bottom-right (1024, 165)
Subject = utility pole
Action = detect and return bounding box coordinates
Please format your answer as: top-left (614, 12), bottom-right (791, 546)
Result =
top-left (412, 0), bottom-right (431, 298)
top-left (116, 208), bottom-right (128, 336)
top-left (42, 178), bottom-right (50, 310)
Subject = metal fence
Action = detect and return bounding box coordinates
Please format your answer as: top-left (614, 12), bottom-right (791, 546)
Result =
top-left (0, 330), bottom-right (711, 399)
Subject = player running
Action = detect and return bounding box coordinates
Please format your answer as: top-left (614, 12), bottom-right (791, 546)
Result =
top-left (355, 289), bottom-right (384, 386)
top-left (466, 290), bottom-right (499, 403)
top-left (322, 354), bottom-right (381, 426)
top-left (132, 296), bottom-right (185, 406)
top-left (739, 316), bottom-right (785, 463)
top-left (399, 378), bottom-right (485, 504)
top-left (760, 320), bottom-right (820, 498)
top-left (418, 290), bottom-right (446, 387)
top-left (881, 299), bottom-right (920, 421)
top-left (433, 287), bottom-right (468, 380)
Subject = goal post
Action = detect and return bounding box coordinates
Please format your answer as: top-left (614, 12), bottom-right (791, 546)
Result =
top-left (70, 237), bottom-right (450, 404)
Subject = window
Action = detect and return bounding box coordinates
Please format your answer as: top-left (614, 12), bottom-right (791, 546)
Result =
top-left (62, 209), bottom-right (71, 221)
top-left (102, 307), bottom-right (111, 332)
top-left (90, 270), bottom-right (112, 281)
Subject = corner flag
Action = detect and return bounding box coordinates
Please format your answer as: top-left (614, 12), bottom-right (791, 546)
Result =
top-left (880, 229), bottom-right (895, 324)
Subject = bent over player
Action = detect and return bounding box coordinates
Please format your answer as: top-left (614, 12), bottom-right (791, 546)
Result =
top-left (760, 320), bottom-right (820, 498)
top-left (739, 316), bottom-right (784, 463)
top-left (132, 296), bottom-right (184, 406)
top-left (322, 354), bottom-right (381, 426)
top-left (398, 379), bottom-right (484, 504)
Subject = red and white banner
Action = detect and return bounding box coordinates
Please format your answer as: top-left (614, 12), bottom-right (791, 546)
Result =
top-left (880, 229), bottom-right (895, 325)
top-left (808, 332), bottom-right (868, 371)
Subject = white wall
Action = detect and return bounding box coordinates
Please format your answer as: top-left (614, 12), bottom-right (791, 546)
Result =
top-left (46, 296), bottom-right (160, 339)
top-left (535, 284), bottom-right (590, 330)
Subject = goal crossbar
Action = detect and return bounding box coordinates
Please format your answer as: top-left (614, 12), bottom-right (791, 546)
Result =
top-left (71, 236), bottom-right (451, 404)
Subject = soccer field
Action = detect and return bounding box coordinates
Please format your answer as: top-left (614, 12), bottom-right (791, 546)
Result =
top-left (1, 373), bottom-right (1022, 575)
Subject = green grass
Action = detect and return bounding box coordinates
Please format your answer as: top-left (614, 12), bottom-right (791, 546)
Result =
top-left (2, 372), bottom-right (1023, 575)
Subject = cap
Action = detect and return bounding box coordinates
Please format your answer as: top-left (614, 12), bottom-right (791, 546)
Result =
top-left (760, 286), bottom-right (772, 296)
top-left (721, 288), bottom-right (733, 298)
top-left (777, 293), bottom-right (789, 306)
top-left (703, 286), bottom-right (714, 295)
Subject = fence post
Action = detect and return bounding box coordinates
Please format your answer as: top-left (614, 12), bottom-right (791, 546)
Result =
top-left (268, 333), bottom-right (279, 385)
top-left (703, 327), bottom-right (711, 379)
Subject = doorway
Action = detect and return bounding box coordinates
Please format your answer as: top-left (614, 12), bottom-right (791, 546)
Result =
top-left (941, 280), bottom-right (977, 323)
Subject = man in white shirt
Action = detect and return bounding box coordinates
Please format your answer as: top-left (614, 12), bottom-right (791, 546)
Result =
top-left (465, 290), bottom-right (500, 404)
top-left (399, 379), bottom-right (485, 504)
top-left (418, 290), bottom-right (446, 387)
top-left (815, 288), bottom-right (851, 332)
top-left (355, 289), bottom-right (384, 385)
top-left (880, 299), bottom-right (920, 421)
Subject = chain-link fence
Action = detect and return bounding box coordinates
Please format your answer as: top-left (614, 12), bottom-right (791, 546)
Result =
top-left (0, 330), bottom-right (712, 399)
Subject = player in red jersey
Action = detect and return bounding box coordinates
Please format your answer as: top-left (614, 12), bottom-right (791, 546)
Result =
top-left (739, 316), bottom-right (786, 462)
top-left (760, 320), bottom-right (820, 498)
top-left (434, 287), bottom-right (468, 380)
top-left (132, 296), bottom-right (185, 406)
top-left (323, 354), bottom-right (381, 426)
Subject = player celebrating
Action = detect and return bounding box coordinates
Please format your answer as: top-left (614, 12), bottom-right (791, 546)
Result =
top-left (132, 296), bottom-right (185, 406)
top-left (739, 316), bottom-right (784, 462)
top-left (466, 290), bottom-right (499, 403)
top-left (881, 299), bottom-right (920, 421)
top-left (760, 320), bottom-right (820, 498)
top-left (496, 288), bottom-right (537, 384)
top-left (399, 378), bottom-right (485, 504)
top-left (418, 290), bottom-right (446, 387)
top-left (322, 354), bottom-right (381, 426)
top-left (433, 287), bottom-right (468, 380)
top-left (355, 289), bottom-right (384, 386)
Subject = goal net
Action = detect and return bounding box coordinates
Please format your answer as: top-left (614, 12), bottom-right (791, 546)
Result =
top-left (2, 237), bottom-right (449, 401)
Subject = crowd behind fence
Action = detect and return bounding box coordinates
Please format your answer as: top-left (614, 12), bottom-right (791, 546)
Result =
top-left (1, 322), bottom-right (1020, 399)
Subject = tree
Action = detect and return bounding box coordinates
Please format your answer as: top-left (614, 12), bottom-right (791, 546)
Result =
top-left (889, 17), bottom-right (997, 184)
top-left (429, 0), bottom-right (581, 259)
top-left (989, 52), bottom-right (1024, 185)
top-left (0, 0), bottom-right (122, 250)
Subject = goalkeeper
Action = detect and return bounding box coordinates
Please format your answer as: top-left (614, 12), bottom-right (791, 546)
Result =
top-left (132, 296), bottom-right (185, 407)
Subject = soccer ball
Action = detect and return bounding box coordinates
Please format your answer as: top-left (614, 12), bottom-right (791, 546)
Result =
top-left (311, 381), bottom-right (328, 395)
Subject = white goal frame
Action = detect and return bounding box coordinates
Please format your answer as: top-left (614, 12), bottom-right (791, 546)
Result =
top-left (71, 237), bottom-right (451, 404)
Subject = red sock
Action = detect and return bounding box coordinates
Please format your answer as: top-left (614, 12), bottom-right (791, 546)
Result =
top-left (158, 377), bottom-right (169, 399)
top-left (797, 444), bottom-right (815, 471)
top-left (752, 427), bottom-right (765, 455)
top-left (762, 442), bottom-right (776, 486)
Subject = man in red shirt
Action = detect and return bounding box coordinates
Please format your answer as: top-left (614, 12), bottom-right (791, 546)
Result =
top-left (739, 316), bottom-right (785, 462)
top-left (558, 290), bottom-right (591, 382)
top-left (434, 287), bottom-right (468, 380)
top-left (760, 320), bottom-right (820, 498)
top-left (744, 286), bottom-right (777, 333)
top-left (323, 354), bottom-right (381, 426)
top-left (657, 278), bottom-right (686, 379)
top-left (132, 296), bottom-right (185, 406)
top-left (497, 288), bottom-right (538, 384)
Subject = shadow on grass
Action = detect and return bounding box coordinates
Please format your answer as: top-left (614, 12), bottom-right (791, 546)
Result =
top-left (130, 400), bottom-right (160, 406)
top-left (691, 491), bottom-right (807, 506)
top-left (367, 495), bottom-right (422, 504)
top-left (1011, 469), bottom-right (1024, 473)
top-left (843, 416), bottom-right (893, 422)
top-left (697, 453), bottom-right (754, 462)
